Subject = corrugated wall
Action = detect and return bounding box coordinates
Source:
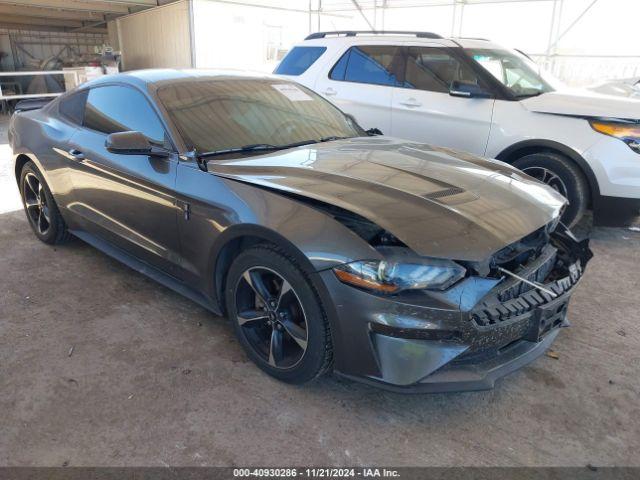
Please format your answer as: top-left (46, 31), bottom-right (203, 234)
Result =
top-left (116, 0), bottom-right (192, 71)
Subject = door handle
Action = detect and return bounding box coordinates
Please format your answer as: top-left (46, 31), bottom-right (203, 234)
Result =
top-left (399, 98), bottom-right (422, 108)
top-left (323, 87), bottom-right (337, 96)
top-left (68, 149), bottom-right (85, 160)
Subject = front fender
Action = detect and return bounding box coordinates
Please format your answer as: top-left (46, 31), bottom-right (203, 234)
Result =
top-left (174, 164), bottom-right (381, 304)
top-left (217, 178), bottom-right (382, 271)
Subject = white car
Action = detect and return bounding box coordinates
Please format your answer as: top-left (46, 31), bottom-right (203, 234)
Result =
top-left (275, 31), bottom-right (640, 226)
top-left (589, 77), bottom-right (640, 99)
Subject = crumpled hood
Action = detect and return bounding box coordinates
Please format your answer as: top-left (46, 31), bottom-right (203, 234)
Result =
top-left (208, 137), bottom-right (566, 261)
top-left (522, 89), bottom-right (640, 120)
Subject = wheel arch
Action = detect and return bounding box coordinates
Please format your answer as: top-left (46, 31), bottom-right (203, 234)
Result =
top-left (14, 152), bottom-right (36, 184)
top-left (495, 139), bottom-right (600, 205)
top-left (208, 224), bottom-right (335, 317)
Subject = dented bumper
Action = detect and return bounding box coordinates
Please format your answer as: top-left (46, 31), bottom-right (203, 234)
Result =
top-left (319, 229), bottom-right (591, 393)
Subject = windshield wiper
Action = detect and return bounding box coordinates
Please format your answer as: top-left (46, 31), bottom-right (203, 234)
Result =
top-left (514, 91), bottom-right (545, 99)
top-left (193, 139), bottom-right (322, 171)
top-left (198, 143), bottom-right (281, 159)
top-left (319, 135), bottom-right (353, 142)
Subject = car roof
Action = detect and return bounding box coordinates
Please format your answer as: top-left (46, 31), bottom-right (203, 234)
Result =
top-left (81, 68), bottom-right (283, 89)
top-left (299, 34), bottom-right (504, 50)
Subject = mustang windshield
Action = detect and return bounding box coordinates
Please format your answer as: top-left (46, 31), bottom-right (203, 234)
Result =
top-left (157, 78), bottom-right (360, 154)
top-left (466, 48), bottom-right (557, 98)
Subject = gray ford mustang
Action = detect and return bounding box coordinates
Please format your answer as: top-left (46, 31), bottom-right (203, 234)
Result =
top-left (9, 70), bottom-right (592, 392)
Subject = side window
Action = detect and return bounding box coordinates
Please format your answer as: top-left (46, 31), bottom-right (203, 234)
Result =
top-left (330, 46), bottom-right (402, 87)
top-left (83, 85), bottom-right (166, 146)
top-left (329, 50), bottom-right (350, 80)
top-left (274, 46), bottom-right (327, 75)
top-left (405, 47), bottom-right (481, 93)
top-left (58, 90), bottom-right (88, 125)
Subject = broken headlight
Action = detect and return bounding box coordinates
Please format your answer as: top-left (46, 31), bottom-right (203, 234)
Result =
top-left (333, 257), bottom-right (466, 294)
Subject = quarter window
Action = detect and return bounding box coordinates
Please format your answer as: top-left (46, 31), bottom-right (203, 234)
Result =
top-left (404, 47), bottom-right (482, 93)
top-left (330, 46), bottom-right (403, 87)
top-left (83, 85), bottom-right (166, 146)
top-left (58, 90), bottom-right (87, 125)
top-left (274, 46), bottom-right (327, 76)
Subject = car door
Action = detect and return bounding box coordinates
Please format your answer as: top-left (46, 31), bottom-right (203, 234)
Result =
top-left (66, 84), bottom-right (181, 275)
top-left (313, 44), bottom-right (403, 134)
top-left (391, 45), bottom-right (495, 156)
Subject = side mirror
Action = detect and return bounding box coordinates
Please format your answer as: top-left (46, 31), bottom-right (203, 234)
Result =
top-left (105, 131), bottom-right (170, 157)
top-left (449, 81), bottom-right (492, 99)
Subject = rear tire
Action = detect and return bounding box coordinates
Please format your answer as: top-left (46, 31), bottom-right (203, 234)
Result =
top-left (513, 152), bottom-right (589, 227)
top-left (19, 161), bottom-right (71, 245)
top-left (224, 244), bottom-right (332, 384)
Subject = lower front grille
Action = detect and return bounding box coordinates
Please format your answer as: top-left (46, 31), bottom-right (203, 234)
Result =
top-left (497, 246), bottom-right (557, 302)
top-left (457, 227), bottom-right (591, 359)
top-left (471, 256), bottom-right (583, 328)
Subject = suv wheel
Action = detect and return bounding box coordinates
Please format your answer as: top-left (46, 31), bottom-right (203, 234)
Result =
top-left (513, 152), bottom-right (588, 226)
top-left (224, 245), bottom-right (333, 384)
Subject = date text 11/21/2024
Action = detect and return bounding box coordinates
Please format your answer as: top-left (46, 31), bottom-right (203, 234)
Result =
top-left (232, 468), bottom-right (401, 478)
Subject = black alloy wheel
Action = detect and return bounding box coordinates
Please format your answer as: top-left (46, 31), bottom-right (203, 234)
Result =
top-left (235, 266), bottom-right (309, 369)
top-left (225, 245), bottom-right (332, 384)
top-left (23, 171), bottom-right (51, 236)
top-left (20, 162), bottom-right (70, 244)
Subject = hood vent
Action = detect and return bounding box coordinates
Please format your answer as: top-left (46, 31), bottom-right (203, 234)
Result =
top-left (423, 187), bottom-right (466, 199)
top-left (423, 187), bottom-right (479, 206)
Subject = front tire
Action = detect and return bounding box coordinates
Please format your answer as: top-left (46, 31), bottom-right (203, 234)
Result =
top-left (224, 245), bottom-right (332, 384)
top-left (513, 152), bottom-right (589, 227)
top-left (19, 161), bottom-right (71, 244)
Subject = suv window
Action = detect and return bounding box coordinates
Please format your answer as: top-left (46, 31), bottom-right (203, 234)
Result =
top-left (404, 47), bottom-right (481, 93)
top-left (83, 85), bottom-right (166, 146)
top-left (467, 48), bottom-right (554, 98)
top-left (330, 46), bottom-right (402, 87)
top-left (275, 46), bottom-right (327, 75)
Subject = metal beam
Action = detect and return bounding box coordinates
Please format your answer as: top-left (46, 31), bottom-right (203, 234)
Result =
top-left (70, 19), bottom-right (108, 32)
top-left (450, 0), bottom-right (464, 37)
top-left (546, 0), bottom-right (599, 53)
top-left (0, 22), bottom-right (105, 32)
top-left (0, 13), bottom-right (84, 27)
top-left (166, 0), bottom-right (309, 14)
top-left (0, 4), bottom-right (104, 20)
top-left (324, 0), bottom-right (556, 11)
top-left (545, 0), bottom-right (562, 60)
top-left (349, 0), bottom-right (375, 29)
top-left (0, 0), bottom-right (132, 14)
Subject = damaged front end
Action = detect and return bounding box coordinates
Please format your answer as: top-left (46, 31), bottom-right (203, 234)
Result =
top-left (453, 224), bottom-right (592, 361)
top-left (327, 220), bottom-right (593, 392)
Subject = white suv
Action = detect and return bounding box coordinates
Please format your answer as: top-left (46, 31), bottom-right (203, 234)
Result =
top-left (275, 31), bottom-right (640, 226)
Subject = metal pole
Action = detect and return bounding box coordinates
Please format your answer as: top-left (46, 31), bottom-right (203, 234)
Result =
top-left (547, 0), bottom-right (599, 53)
top-left (450, 0), bottom-right (457, 36)
top-left (450, 0), bottom-right (465, 38)
top-left (349, 0), bottom-right (375, 30)
top-left (545, 0), bottom-right (561, 71)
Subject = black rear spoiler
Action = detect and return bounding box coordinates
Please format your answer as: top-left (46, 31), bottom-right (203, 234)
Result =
top-left (14, 98), bottom-right (53, 112)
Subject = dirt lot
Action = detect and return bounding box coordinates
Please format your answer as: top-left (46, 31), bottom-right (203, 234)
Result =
top-left (1, 115), bottom-right (639, 467)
